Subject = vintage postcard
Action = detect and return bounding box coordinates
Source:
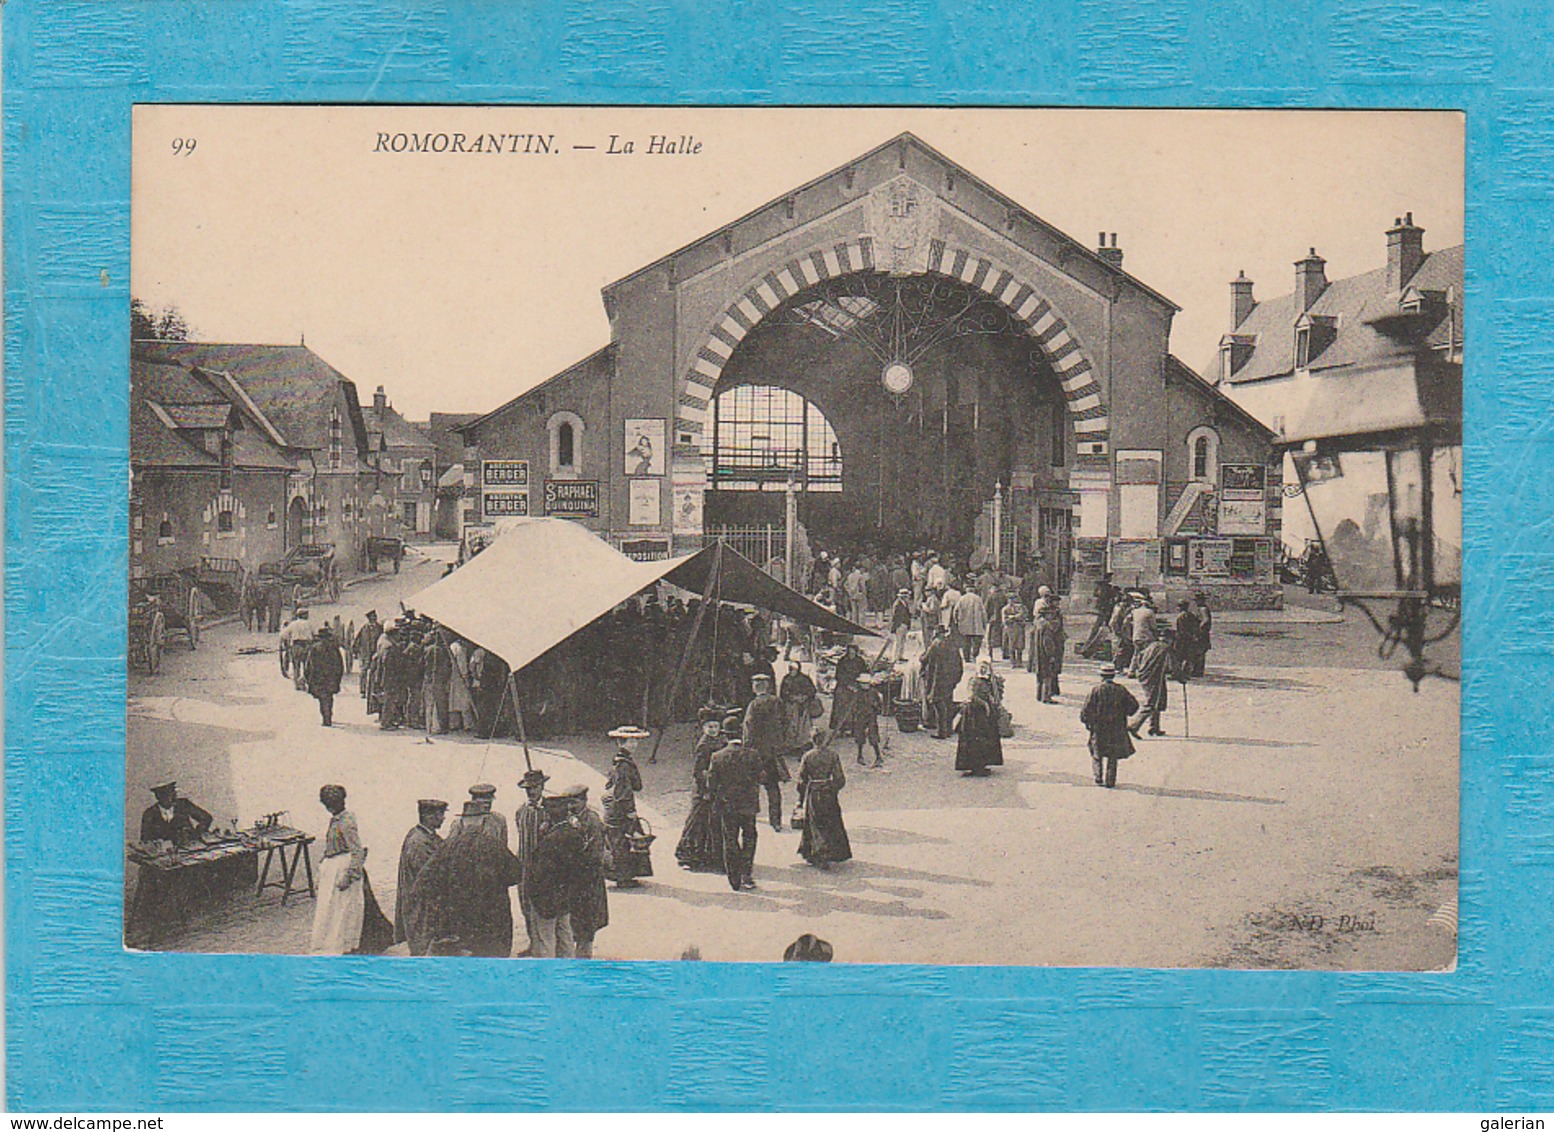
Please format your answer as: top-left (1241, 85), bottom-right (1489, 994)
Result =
top-left (126, 106), bottom-right (1462, 968)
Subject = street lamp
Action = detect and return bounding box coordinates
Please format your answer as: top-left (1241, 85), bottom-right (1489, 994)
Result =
top-left (1280, 365), bottom-right (1461, 690)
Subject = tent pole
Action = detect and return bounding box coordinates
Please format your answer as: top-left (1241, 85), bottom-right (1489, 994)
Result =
top-left (649, 543), bottom-right (723, 764)
top-left (508, 672), bottom-right (533, 772)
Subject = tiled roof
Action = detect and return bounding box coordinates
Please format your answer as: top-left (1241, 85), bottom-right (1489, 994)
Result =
top-left (133, 341), bottom-right (367, 453)
top-left (1213, 244), bottom-right (1463, 386)
top-left (131, 398), bottom-right (218, 469)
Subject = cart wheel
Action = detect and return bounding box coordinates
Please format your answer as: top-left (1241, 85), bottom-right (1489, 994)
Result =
top-left (186, 588), bottom-right (201, 650)
top-left (148, 610), bottom-right (166, 675)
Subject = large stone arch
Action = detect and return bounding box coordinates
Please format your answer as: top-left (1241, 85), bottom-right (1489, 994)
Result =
top-left (675, 238), bottom-right (1111, 462)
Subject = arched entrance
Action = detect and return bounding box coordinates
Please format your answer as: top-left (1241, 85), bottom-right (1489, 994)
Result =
top-left (285, 495), bottom-right (307, 550)
top-left (704, 269), bottom-right (1078, 571)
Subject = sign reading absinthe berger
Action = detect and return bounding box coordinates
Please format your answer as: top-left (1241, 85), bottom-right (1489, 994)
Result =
top-left (482, 460), bottom-right (529, 517)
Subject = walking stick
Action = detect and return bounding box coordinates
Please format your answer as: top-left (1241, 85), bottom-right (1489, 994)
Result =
top-left (1180, 676), bottom-right (1190, 738)
top-left (508, 672), bottom-right (534, 773)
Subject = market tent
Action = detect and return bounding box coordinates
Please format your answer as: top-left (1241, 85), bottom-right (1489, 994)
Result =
top-left (408, 518), bottom-right (872, 672)
top-left (662, 541), bottom-right (874, 638)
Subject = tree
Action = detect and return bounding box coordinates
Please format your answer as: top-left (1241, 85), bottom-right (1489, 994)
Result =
top-left (131, 298), bottom-right (191, 341)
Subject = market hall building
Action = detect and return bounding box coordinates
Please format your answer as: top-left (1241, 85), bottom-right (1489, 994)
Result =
top-left (458, 133), bottom-right (1283, 607)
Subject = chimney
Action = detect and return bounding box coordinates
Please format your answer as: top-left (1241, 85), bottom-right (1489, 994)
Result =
top-left (1095, 231), bottom-right (1124, 268)
top-left (373, 385), bottom-right (387, 415)
top-left (1295, 247), bottom-right (1327, 312)
top-left (1231, 270), bottom-right (1256, 329)
top-left (1387, 211), bottom-right (1425, 290)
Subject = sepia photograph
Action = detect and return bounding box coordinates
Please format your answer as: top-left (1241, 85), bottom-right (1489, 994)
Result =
top-left (126, 106), bottom-right (1462, 968)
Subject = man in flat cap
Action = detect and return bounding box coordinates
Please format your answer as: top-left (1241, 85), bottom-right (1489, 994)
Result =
top-left (451, 783), bottom-right (509, 849)
top-left (395, 798), bottom-right (447, 955)
top-left (279, 607), bottom-right (311, 691)
top-left (512, 769), bottom-right (549, 955)
top-left (410, 799), bottom-right (519, 958)
top-left (139, 779), bottom-right (213, 847)
top-left (743, 673), bottom-right (790, 833)
top-left (707, 711), bottom-right (763, 892)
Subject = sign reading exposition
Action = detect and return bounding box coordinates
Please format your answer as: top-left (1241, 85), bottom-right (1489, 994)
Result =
top-left (543, 480), bottom-right (599, 518)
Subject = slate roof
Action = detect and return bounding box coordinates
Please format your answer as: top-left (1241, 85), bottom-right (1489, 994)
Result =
top-left (131, 357), bottom-right (297, 473)
top-left (131, 397), bottom-right (217, 469)
top-left (132, 341), bottom-right (372, 455)
top-left (365, 400), bottom-right (435, 453)
top-left (1214, 244), bottom-right (1463, 386)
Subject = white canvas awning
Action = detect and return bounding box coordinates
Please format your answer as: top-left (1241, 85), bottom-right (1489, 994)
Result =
top-left (408, 518), bottom-right (871, 671)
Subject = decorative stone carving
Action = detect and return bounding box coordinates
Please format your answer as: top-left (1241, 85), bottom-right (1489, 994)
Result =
top-left (866, 175), bottom-right (940, 276)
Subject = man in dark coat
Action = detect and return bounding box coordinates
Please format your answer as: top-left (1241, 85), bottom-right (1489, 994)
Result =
top-left (568, 785), bottom-right (613, 958)
top-left (409, 801), bottom-right (519, 958)
top-left (830, 643), bottom-right (868, 737)
top-left (1173, 600), bottom-right (1202, 681)
top-left (139, 780), bottom-right (213, 845)
top-left (1081, 664), bottom-right (1139, 788)
top-left (306, 625), bottom-right (345, 727)
top-left (1129, 633), bottom-right (1172, 738)
top-left (920, 631), bottom-right (964, 740)
top-left (394, 799), bottom-right (447, 955)
top-left (707, 712), bottom-right (763, 891)
top-left (743, 673), bottom-right (790, 831)
top-left (1078, 573), bottom-right (1120, 659)
top-left (527, 792), bottom-right (585, 957)
top-left (354, 611), bottom-right (382, 696)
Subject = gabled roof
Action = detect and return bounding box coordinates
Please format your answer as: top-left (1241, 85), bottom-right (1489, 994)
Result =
top-left (456, 345), bottom-right (615, 440)
top-left (131, 398), bottom-right (219, 469)
top-left (131, 357), bottom-right (297, 473)
top-left (1214, 244), bottom-right (1463, 386)
top-left (1165, 355), bottom-right (1276, 440)
top-left (603, 131), bottom-right (1179, 314)
top-left (132, 341), bottom-right (372, 455)
top-left (365, 399), bottom-right (435, 453)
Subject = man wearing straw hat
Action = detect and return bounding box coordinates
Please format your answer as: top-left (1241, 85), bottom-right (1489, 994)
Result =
top-left (1081, 664), bottom-right (1139, 789)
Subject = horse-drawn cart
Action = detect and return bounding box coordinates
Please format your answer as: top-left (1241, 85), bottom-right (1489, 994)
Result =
top-left (194, 556), bottom-right (247, 615)
top-left (130, 569), bottom-right (204, 673)
top-left (257, 543), bottom-right (340, 610)
top-left (364, 535), bottom-right (404, 574)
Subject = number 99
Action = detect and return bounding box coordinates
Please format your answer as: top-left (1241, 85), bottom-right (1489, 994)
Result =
top-left (172, 138), bottom-right (197, 156)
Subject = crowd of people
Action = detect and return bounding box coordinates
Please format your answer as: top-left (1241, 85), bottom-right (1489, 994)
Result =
top-left (271, 535), bottom-right (1232, 960)
top-left (311, 727), bottom-right (658, 958)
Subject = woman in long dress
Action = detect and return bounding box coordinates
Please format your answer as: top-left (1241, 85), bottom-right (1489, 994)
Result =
top-left (797, 729), bottom-right (852, 868)
top-left (603, 727), bottom-right (652, 885)
top-left (310, 784), bottom-right (393, 954)
top-left (1033, 586), bottom-right (1066, 703)
top-left (954, 675), bottom-right (1005, 777)
top-left (675, 710), bottom-right (729, 871)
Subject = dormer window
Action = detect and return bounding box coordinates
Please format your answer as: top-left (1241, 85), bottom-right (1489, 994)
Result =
top-left (1294, 314), bottom-right (1338, 370)
top-left (1219, 333), bottom-right (1255, 381)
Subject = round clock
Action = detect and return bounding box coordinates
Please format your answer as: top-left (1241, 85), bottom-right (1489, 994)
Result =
top-left (882, 361), bottom-right (914, 395)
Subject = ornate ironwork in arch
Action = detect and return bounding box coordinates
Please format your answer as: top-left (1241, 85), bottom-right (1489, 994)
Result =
top-left (775, 270), bottom-right (1048, 374)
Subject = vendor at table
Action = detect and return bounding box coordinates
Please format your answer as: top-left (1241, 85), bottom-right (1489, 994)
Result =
top-left (139, 779), bottom-right (214, 846)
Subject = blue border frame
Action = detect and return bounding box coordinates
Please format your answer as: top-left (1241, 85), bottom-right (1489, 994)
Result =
top-left (4, 0), bottom-right (1544, 1111)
